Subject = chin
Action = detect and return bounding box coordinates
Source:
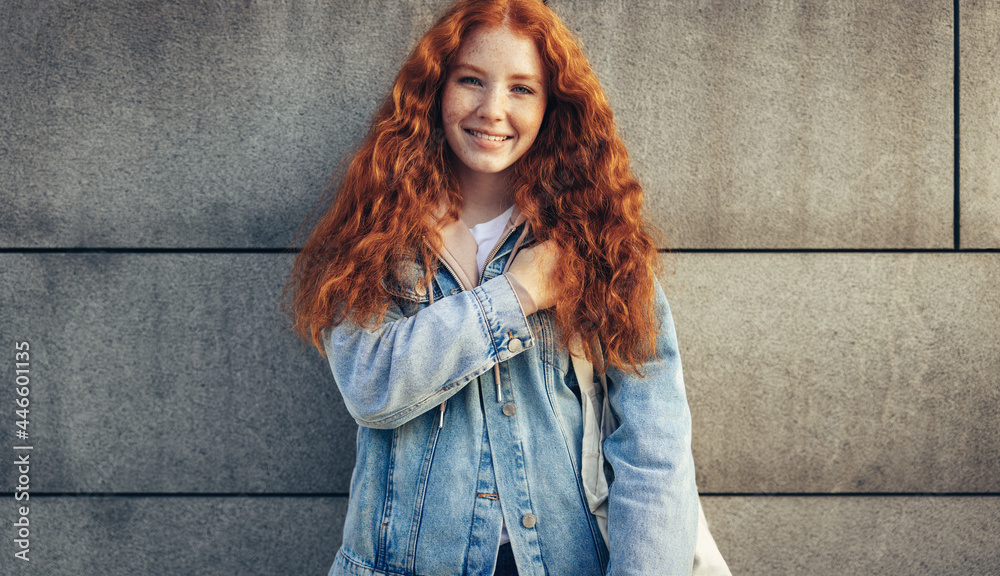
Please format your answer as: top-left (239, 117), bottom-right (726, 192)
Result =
top-left (458, 155), bottom-right (510, 175)
top-left (472, 162), bottom-right (509, 174)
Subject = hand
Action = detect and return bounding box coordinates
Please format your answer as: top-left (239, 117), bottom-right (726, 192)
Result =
top-left (507, 239), bottom-right (560, 311)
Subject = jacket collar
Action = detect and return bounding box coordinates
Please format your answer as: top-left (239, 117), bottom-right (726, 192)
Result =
top-left (430, 199), bottom-right (527, 288)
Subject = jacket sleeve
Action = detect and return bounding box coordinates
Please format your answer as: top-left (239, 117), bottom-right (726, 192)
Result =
top-left (602, 277), bottom-right (699, 576)
top-left (323, 274), bottom-right (534, 429)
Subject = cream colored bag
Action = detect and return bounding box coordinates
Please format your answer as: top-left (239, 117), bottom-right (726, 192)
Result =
top-left (569, 336), bottom-right (731, 576)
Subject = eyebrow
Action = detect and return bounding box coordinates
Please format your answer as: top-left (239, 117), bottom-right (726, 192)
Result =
top-left (452, 62), bottom-right (543, 84)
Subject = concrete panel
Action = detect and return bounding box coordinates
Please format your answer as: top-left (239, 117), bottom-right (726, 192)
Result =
top-left (960, 0), bottom-right (1000, 248)
top-left (0, 495), bottom-right (995, 575)
top-left (4, 252), bottom-right (998, 495)
top-left (700, 495), bottom-right (1000, 575)
top-left (669, 253), bottom-right (1000, 493)
top-left (0, 496), bottom-right (346, 575)
top-left (3, 1), bottom-right (954, 250)
top-left (0, 253), bottom-right (356, 493)
top-left (558, 0), bottom-right (954, 248)
top-left (0, 0), bottom-right (439, 248)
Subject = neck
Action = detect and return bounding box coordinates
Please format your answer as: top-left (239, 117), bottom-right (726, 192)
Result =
top-left (455, 165), bottom-right (514, 227)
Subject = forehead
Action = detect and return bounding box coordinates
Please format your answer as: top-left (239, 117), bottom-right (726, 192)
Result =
top-left (453, 25), bottom-right (544, 79)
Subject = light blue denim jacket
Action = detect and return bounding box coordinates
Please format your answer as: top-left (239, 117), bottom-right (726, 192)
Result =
top-left (323, 213), bottom-right (698, 576)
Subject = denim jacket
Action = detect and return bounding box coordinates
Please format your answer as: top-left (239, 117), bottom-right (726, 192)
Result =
top-left (323, 208), bottom-right (698, 576)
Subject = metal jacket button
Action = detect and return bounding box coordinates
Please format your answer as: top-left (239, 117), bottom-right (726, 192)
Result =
top-left (521, 513), bottom-right (536, 528)
top-left (502, 402), bottom-right (517, 417)
top-left (508, 338), bottom-right (523, 353)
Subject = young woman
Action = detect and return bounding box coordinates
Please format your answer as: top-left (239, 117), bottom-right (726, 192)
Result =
top-left (287, 1), bottom-right (699, 574)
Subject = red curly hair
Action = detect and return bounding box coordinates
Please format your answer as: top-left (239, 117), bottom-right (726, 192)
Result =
top-left (286, 0), bottom-right (663, 374)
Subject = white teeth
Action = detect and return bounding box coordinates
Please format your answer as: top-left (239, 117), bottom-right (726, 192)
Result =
top-left (468, 129), bottom-right (509, 142)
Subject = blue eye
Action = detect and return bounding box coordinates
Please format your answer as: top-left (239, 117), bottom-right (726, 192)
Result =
top-left (458, 76), bottom-right (482, 86)
top-left (512, 86), bottom-right (533, 95)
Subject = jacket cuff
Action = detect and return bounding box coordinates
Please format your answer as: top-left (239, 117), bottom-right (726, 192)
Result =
top-left (503, 272), bottom-right (539, 316)
top-left (473, 275), bottom-right (535, 362)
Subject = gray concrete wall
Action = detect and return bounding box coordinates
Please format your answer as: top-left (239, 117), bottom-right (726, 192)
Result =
top-left (1, 1), bottom-right (997, 574)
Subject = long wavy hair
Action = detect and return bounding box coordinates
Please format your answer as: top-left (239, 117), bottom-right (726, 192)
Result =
top-left (286, 0), bottom-right (663, 374)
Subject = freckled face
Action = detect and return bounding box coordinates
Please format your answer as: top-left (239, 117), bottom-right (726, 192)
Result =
top-left (441, 25), bottom-right (548, 182)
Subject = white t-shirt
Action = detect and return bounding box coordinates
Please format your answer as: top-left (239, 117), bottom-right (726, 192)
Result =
top-left (469, 205), bottom-right (515, 280)
top-left (468, 204), bottom-right (515, 545)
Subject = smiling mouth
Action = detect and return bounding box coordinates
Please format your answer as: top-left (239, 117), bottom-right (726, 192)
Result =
top-left (465, 129), bottom-right (511, 142)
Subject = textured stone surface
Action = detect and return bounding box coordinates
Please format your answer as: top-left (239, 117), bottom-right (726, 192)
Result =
top-left (700, 495), bottom-right (1000, 575)
top-left (2, 0), bottom-right (954, 249)
top-left (0, 496), bottom-right (995, 575)
top-left (529, 0), bottom-right (953, 248)
top-left (0, 253), bottom-right (356, 493)
top-left (960, 0), bottom-right (1000, 248)
top-left (4, 252), bottom-right (997, 495)
top-left (668, 253), bottom-right (1000, 493)
top-left (0, 496), bottom-right (347, 575)
top-left (0, 0), bottom-right (432, 248)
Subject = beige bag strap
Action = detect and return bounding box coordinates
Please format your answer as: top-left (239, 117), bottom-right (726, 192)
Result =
top-left (569, 334), bottom-right (731, 576)
top-left (569, 334), bottom-right (612, 544)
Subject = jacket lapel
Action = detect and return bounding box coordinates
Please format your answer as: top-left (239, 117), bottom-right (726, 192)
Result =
top-left (430, 201), bottom-right (527, 288)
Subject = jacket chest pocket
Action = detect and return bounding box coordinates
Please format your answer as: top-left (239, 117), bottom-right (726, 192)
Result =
top-left (530, 310), bottom-right (571, 375)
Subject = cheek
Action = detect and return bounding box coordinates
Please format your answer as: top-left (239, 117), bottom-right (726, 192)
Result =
top-left (441, 89), bottom-right (467, 127)
top-left (518, 104), bottom-right (547, 141)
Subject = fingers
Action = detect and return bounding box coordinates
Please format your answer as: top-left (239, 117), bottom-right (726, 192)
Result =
top-left (508, 240), bottom-right (560, 310)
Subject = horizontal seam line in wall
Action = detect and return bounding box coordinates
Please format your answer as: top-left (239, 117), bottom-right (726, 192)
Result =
top-left (0, 247), bottom-right (296, 253)
top-left (699, 492), bottom-right (1000, 497)
top-left (0, 492), bottom-right (351, 498)
top-left (3, 248), bottom-right (1000, 254)
top-left (666, 248), bottom-right (1000, 254)
top-left (3, 492), bottom-right (997, 498)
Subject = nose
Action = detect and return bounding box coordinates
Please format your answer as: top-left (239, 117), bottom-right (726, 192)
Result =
top-left (477, 88), bottom-right (506, 122)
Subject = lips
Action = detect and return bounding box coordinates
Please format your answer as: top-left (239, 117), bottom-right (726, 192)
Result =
top-left (465, 128), bottom-right (511, 142)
